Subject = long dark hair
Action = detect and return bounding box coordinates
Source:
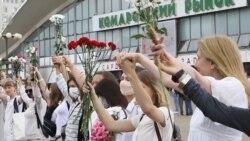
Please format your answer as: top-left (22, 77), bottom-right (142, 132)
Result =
top-left (95, 78), bottom-right (128, 109)
top-left (49, 83), bottom-right (64, 109)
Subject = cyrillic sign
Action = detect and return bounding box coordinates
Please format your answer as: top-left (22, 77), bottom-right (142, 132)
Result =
top-left (93, 0), bottom-right (248, 31)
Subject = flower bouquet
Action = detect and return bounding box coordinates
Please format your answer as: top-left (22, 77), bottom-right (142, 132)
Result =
top-left (67, 36), bottom-right (117, 139)
top-left (26, 47), bottom-right (39, 81)
top-left (128, 0), bottom-right (170, 105)
top-left (49, 14), bottom-right (67, 55)
top-left (8, 54), bottom-right (26, 78)
top-left (91, 107), bottom-right (121, 141)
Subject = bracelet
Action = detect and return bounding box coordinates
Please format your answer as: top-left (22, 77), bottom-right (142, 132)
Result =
top-left (172, 69), bottom-right (185, 83)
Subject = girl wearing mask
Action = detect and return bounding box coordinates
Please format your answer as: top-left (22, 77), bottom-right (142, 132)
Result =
top-left (84, 55), bottom-right (173, 141)
top-left (119, 73), bottom-right (142, 141)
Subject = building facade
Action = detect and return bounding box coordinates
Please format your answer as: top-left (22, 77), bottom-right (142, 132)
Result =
top-left (2, 0), bottom-right (250, 81)
top-left (0, 0), bottom-right (25, 33)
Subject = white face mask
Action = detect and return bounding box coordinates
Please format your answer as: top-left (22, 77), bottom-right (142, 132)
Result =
top-left (120, 80), bottom-right (134, 96)
top-left (69, 87), bottom-right (80, 99)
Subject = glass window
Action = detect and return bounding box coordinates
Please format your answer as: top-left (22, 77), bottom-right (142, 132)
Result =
top-left (97, 0), bottom-right (104, 14)
top-left (112, 0), bottom-right (121, 12)
top-left (188, 40), bottom-right (198, 52)
top-left (45, 39), bottom-right (50, 56)
top-left (62, 10), bottom-right (68, 23)
top-left (44, 26), bottom-right (50, 39)
top-left (110, 49), bottom-right (119, 59)
top-left (39, 40), bottom-right (45, 57)
top-left (82, 0), bottom-right (89, 19)
top-left (76, 3), bottom-right (82, 20)
top-left (90, 32), bottom-right (97, 40)
top-left (122, 0), bottom-right (130, 10)
top-left (122, 28), bottom-right (130, 47)
top-left (63, 23), bottom-right (68, 35)
top-left (238, 34), bottom-right (250, 47)
top-left (89, 19), bottom-right (93, 32)
top-left (76, 21), bottom-right (82, 34)
top-left (215, 12), bottom-right (227, 34)
top-left (98, 31), bottom-right (105, 42)
top-left (229, 35), bottom-right (239, 44)
top-left (113, 29), bottom-right (122, 51)
top-left (82, 19), bottom-right (89, 33)
top-left (129, 46), bottom-right (138, 53)
top-left (240, 8), bottom-right (250, 34)
top-left (39, 29), bottom-right (44, 40)
top-left (178, 18), bottom-right (190, 41)
top-left (228, 9), bottom-right (239, 35)
top-left (121, 47), bottom-right (130, 52)
top-left (89, 0), bottom-right (96, 17)
top-left (130, 26), bottom-right (139, 46)
top-left (68, 6), bottom-right (75, 22)
top-left (105, 31), bottom-right (112, 43)
top-left (178, 40), bottom-right (190, 53)
top-left (201, 14), bottom-right (215, 36)
top-left (105, 0), bottom-right (112, 13)
top-left (50, 25), bottom-right (55, 38)
top-left (68, 22), bottom-right (74, 36)
top-left (50, 38), bottom-right (55, 55)
top-left (190, 16), bottom-right (201, 39)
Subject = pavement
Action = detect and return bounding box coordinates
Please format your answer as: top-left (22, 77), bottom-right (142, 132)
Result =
top-left (174, 114), bottom-right (248, 141)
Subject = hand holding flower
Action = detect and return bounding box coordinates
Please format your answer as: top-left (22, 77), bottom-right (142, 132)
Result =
top-left (151, 44), bottom-right (182, 75)
top-left (116, 52), bottom-right (136, 76)
top-left (62, 56), bottom-right (73, 68)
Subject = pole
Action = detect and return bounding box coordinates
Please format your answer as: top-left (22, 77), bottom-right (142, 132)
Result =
top-left (5, 38), bottom-right (8, 75)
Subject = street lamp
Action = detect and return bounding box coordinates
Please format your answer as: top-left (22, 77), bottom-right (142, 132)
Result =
top-left (0, 32), bottom-right (22, 74)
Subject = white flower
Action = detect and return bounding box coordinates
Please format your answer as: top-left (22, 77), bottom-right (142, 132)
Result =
top-left (13, 56), bottom-right (18, 61)
top-left (5, 33), bottom-right (12, 38)
top-left (8, 57), bottom-right (14, 62)
top-left (20, 58), bottom-right (26, 63)
top-left (60, 36), bottom-right (67, 43)
top-left (49, 14), bottom-right (65, 24)
top-left (31, 47), bottom-right (36, 54)
top-left (107, 106), bottom-right (122, 115)
top-left (13, 33), bottom-right (22, 39)
top-left (26, 49), bottom-right (29, 53)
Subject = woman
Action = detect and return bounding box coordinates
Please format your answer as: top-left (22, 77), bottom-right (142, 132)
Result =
top-left (90, 78), bottom-right (128, 141)
top-left (150, 35), bottom-right (249, 141)
top-left (84, 56), bottom-right (173, 141)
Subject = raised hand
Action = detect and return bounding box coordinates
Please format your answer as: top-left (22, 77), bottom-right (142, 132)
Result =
top-left (116, 52), bottom-right (136, 75)
top-left (151, 44), bottom-right (182, 75)
top-left (62, 56), bottom-right (73, 68)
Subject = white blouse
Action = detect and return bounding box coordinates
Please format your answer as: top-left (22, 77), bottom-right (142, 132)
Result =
top-left (188, 76), bottom-right (248, 141)
top-left (131, 107), bottom-right (173, 141)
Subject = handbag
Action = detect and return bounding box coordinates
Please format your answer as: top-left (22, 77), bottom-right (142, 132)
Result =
top-left (12, 97), bottom-right (27, 140)
top-left (41, 107), bottom-right (57, 137)
top-left (167, 108), bottom-right (182, 141)
top-left (13, 112), bottom-right (26, 140)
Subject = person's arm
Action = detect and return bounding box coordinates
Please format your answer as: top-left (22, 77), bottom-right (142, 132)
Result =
top-left (34, 67), bottom-right (50, 102)
top-left (63, 56), bottom-right (85, 88)
top-left (182, 77), bottom-right (250, 137)
top-left (86, 82), bottom-right (135, 132)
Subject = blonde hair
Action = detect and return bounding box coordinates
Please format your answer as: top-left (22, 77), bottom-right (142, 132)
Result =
top-left (198, 35), bottom-right (250, 106)
top-left (137, 70), bottom-right (170, 108)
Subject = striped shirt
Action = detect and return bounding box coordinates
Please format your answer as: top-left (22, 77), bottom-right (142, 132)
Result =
top-left (65, 102), bottom-right (82, 141)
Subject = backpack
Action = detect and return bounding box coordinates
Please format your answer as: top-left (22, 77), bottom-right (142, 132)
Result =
top-left (13, 97), bottom-right (27, 113)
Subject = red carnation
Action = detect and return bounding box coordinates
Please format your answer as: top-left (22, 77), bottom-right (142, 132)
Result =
top-left (87, 40), bottom-right (99, 48)
top-left (99, 42), bottom-right (107, 48)
top-left (77, 37), bottom-right (90, 46)
top-left (67, 41), bottom-right (78, 50)
top-left (108, 42), bottom-right (116, 51)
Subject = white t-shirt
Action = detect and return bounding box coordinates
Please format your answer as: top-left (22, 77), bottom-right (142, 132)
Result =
top-left (188, 76), bottom-right (248, 141)
top-left (131, 107), bottom-right (173, 141)
top-left (118, 98), bottom-right (142, 141)
top-left (4, 96), bottom-right (23, 141)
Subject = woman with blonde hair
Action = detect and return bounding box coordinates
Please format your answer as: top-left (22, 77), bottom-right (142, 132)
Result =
top-left (84, 55), bottom-right (173, 141)
top-left (146, 35), bottom-right (249, 141)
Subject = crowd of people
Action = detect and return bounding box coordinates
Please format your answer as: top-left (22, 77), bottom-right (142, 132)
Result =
top-left (0, 34), bottom-right (250, 141)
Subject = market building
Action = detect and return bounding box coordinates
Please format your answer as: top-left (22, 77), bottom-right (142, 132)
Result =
top-left (0, 0), bottom-right (250, 81)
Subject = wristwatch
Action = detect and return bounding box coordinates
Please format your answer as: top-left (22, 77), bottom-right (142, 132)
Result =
top-left (178, 73), bottom-right (192, 89)
top-left (172, 69), bottom-right (184, 83)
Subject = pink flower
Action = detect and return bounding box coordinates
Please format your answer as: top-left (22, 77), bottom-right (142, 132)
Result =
top-left (91, 120), bottom-right (112, 141)
top-left (17, 54), bottom-right (25, 59)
